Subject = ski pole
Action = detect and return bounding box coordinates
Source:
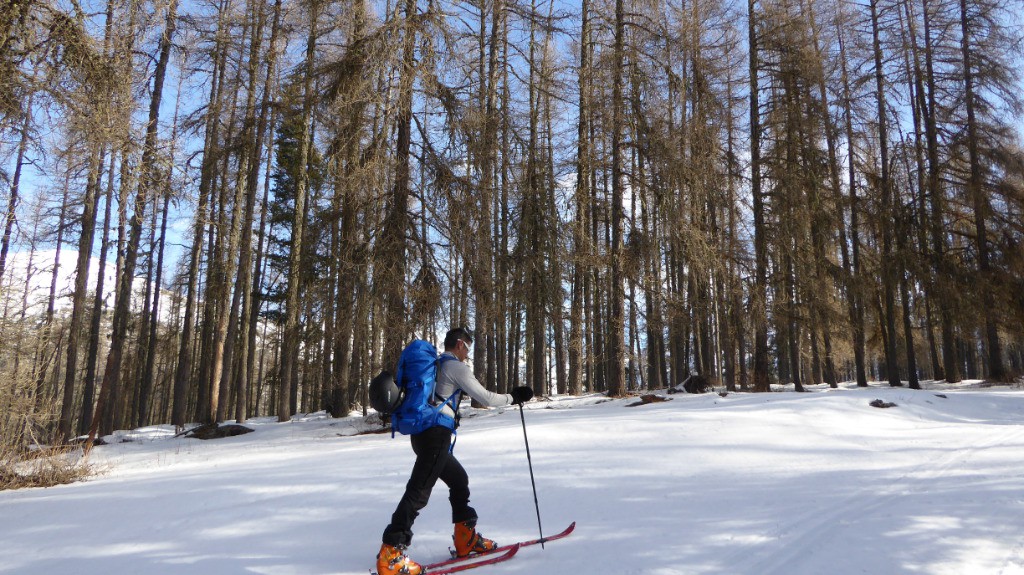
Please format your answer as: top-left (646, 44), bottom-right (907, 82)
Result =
top-left (519, 402), bottom-right (545, 548)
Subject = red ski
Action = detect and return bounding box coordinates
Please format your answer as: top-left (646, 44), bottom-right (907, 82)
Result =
top-left (423, 522), bottom-right (576, 573)
top-left (425, 544), bottom-right (519, 574)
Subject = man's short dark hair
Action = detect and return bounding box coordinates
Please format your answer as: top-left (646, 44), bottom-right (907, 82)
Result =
top-left (444, 327), bottom-right (474, 350)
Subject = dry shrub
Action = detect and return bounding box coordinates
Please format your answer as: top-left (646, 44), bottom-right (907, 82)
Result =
top-left (0, 444), bottom-right (92, 490)
top-left (0, 344), bottom-right (94, 490)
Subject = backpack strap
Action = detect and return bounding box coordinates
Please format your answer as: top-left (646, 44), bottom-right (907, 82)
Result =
top-left (436, 355), bottom-right (463, 412)
top-left (437, 354), bottom-right (463, 451)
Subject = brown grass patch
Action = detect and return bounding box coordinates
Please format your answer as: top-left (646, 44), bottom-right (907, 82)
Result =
top-left (0, 444), bottom-right (93, 491)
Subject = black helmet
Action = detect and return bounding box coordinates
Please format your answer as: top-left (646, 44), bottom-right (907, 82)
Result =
top-left (368, 370), bottom-right (403, 416)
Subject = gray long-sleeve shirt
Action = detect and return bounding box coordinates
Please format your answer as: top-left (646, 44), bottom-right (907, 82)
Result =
top-left (435, 351), bottom-right (512, 418)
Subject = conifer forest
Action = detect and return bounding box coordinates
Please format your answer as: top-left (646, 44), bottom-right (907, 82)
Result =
top-left (1, 0), bottom-right (1023, 453)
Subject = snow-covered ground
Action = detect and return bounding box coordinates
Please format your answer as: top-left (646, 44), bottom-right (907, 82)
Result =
top-left (3, 381), bottom-right (1024, 575)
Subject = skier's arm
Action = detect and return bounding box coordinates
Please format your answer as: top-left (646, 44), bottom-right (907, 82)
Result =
top-left (448, 360), bottom-right (512, 407)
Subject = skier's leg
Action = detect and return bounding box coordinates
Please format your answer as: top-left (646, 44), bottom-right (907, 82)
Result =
top-left (382, 427), bottom-right (453, 546)
top-left (437, 452), bottom-right (476, 524)
top-left (437, 451), bottom-right (497, 557)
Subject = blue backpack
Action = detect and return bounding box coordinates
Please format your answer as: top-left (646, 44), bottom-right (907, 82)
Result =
top-left (391, 339), bottom-right (461, 436)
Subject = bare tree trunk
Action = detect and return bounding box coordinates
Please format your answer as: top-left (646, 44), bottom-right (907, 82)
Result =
top-left (804, 0), bottom-right (839, 388)
top-left (523, 0), bottom-right (546, 396)
top-left (834, 10), bottom-right (868, 387)
top-left (469, 0), bottom-right (501, 393)
top-left (605, 0), bottom-right (626, 397)
top-left (78, 151), bottom-right (116, 436)
top-left (568, 0), bottom-right (591, 397)
top-left (131, 188), bottom-right (157, 427)
top-left (59, 147), bottom-right (103, 442)
top-left (175, 2), bottom-right (223, 431)
top-left (723, 65), bottom-right (740, 392)
top-left (899, 0), bottom-right (940, 382)
top-left (278, 0), bottom-right (319, 421)
top-left (749, 0), bottom-right (771, 392)
top-left (56, 0), bottom-right (124, 438)
top-left (958, 0), bottom-right (1004, 381)
top-left (243, 103), bottom-right (278, 422)
top-left (0, 97), bottom-right (31, 285)
top-left (325, 0), bottom-right (370, 418)
top-left (869, 0), bottom-right (903, 387)
top-left (919, 0), bottom-right (958, 383)
top-left (213, 0), bottom-right (267, 423)
top-left (135, 0), bottom-right (178, 428)
top-left (33, 168), bottom-right (71, 410)
top-left (234, 0), bottom-right (282, 423)
top-left (378, 0), bottom-right (417, 371)
top-left (172, 150), bottom-right (210, 428)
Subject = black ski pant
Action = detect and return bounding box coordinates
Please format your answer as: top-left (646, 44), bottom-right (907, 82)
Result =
top-left (382, 426), bottom-right (477, 547)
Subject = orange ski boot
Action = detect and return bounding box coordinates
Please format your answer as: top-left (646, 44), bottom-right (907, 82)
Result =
top-left (453, 520), bottom-right (498, 558)
top-left (376, 543), bottom-right (422, 575)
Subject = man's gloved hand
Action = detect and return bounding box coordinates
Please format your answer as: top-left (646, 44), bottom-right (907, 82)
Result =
top-left (510, 386), bottom-right (534, 405)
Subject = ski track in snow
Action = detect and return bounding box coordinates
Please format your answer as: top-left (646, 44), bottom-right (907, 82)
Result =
top-left (729, 422), bottom-right (1024, 575)
top-left (1, 382), bottom-right (1023, 575)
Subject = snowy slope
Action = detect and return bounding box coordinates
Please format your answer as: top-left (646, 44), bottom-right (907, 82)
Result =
top-left (2, 382), bottom-right (1024, 575)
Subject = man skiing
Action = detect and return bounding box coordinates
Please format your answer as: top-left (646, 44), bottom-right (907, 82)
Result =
top-left (377, 327), bottom-right (534, 575)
